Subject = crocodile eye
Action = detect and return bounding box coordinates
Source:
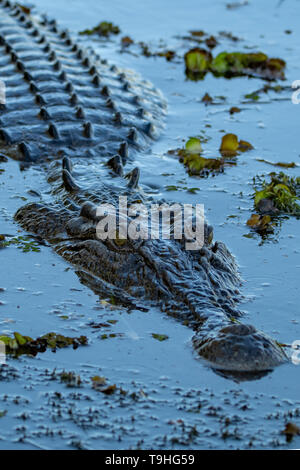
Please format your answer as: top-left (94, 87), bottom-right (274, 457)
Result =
top-left (113, 233), bottom-right (127, 247)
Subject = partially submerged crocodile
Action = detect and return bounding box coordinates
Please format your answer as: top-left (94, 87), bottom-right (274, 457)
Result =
top-left (0, 0), bottom-right (287, 377)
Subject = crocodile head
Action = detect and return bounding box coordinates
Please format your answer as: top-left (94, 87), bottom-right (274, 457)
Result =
top-left (14, 157), bottom-right (288, 376)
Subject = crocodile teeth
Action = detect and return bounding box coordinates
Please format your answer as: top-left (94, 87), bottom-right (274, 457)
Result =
top-left (107, 155), bottom-right (124, 176)
top-left (62, 169), bottom-right (80, 192)
top-left (127, 167), bottom-right (140, 189)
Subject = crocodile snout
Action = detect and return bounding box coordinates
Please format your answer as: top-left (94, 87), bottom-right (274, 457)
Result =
top-left (193, 323), bottom-right (288, 372)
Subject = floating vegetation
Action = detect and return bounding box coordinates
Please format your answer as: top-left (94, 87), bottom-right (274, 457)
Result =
top-left (229, 106), bottom-right (241, 115)
top-left (244, 92), bottom-right (260, 101)
top-left (253, 172), bottom-right (300, 216)
top-left (60, 371), bottom-right (82, 388)
top-left (256, 159), bottom-right (297, 169)
top-left (281, 422), bottom-right (300, 443)
top-left (246, 213), bottom-right (274, 234)
top-left (184, 48), bottom-right (212, 79)
top-left (100, 333), bottom-right (123, 340)
top-left (172, 134), bottom-right (252, 176)
top-left (0, 332), bottom-right (88, 357)
top-left (205, 35), bottom-right (218, 49)
top-left (0, 235), bottom-right (41, 252)
top-left (176, 138), bottom-right (229, 176)
top-left (184, 49), bottom-right (285, 80)
top-left (220, 133), bottom-right (253, 157)
top-left (157, 50), bottom-right (176, 61)
top-left (152, 333), bottom-right (169, 341)
top-left (91, 376), bottom-right (117, 394)
top-left (16, 3), bottom-right (31, 15)
top-left (201, 92), bottom-right (213, 104)
top-left (80, 21), bottom-right (120, 37)
top-left (121, 35), bottom-right (134, 48)
top-left (226, 0), bottom-right (249, 9)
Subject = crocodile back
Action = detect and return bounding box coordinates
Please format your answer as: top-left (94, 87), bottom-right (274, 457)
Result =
top-left (0, 0), bottom-right (166, 162)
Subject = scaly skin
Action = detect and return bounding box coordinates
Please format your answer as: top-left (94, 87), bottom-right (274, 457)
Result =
top-left (0, 0), bottom-right (287, 377)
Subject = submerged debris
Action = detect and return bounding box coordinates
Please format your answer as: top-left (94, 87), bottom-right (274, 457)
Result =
top-left (220, 133), bottom-right (253, 157)
top-left (175, 137), bottom-right (228, 176)
top-left (0, 235), bottom-right (41, 252)
top-left (80, 21), bottom-right (120, 37)
top-left (184, 48), bottom-right (212, 79)
top-left (121, 35), bottom-right (134, 48)
top-left (246, 213), bottom-right (274, 234)
top-left (256, 159), bottom-right (297, 169)
top-left (281, 422), bottom-right (300, 443)
top-left (184, 49), bottom-right (285, 80)
top-left (152, 333), bottom-right (169, 341)
top-left (172, 134), bottom-right (252, 176)
top-left (0, 332), bottom-right (88, 357)
top-left (91, 376), bottom-right (117, 394)
top-left (253, 172), bottom-right (300, 216)
top-left (60, 371), bottom-right (82, 388)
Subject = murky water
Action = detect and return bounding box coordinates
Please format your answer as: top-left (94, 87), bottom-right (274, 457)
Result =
top-left (0, 0), bottom-right (300, 449)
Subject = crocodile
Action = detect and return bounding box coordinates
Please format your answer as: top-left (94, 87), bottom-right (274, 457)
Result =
top-left (0, 0), bottom-right (288, 378)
